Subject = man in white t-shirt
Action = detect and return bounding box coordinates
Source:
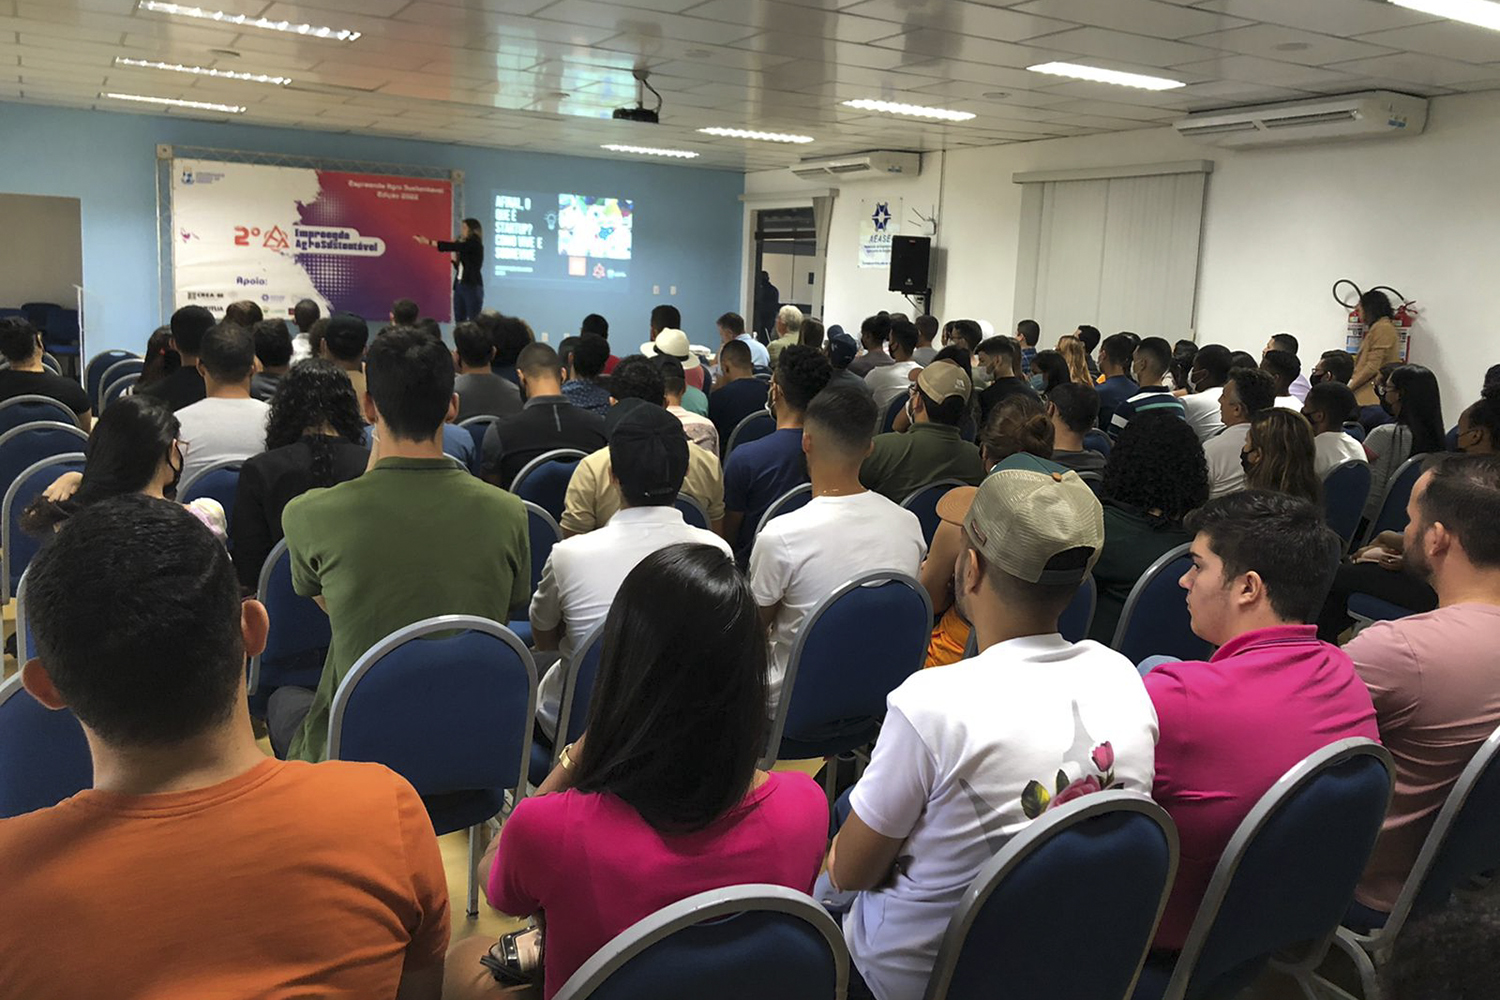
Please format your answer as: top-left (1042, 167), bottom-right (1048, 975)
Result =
top-left (1204, 367), bottom-right (1277, 499)
top-left (1262, 349), bottom-right (1307, 411)
top-left (1303, 381), bottom-right (1369, 477)
top-left (1180, 344), bottom-right (1231, 442)
top-left (174, 322), bottom-right (270, 484)
top-left (530, 404), bottom-right (730, 739)
top-left (750, 383), bottom-right (927, 714)
top-left (864, 318), bottom-right (924, 411)
top-left (825, 467), bottom-right (1158, 1000)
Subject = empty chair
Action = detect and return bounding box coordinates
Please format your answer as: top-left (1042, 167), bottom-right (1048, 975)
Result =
top-left (459, 414), bottom-right (500, 476)
top-left (901, 479), bottom-right (970, 546)
top-left (1321, 723), bottom-right (1500, 1000)
top-left (726, 410), bottom-right (775, 456)
top-left (0, 394), bottom-right (77, 435)
top-left (761, 571), bottom-right (932, 767)
top-left (510, 448), bottom-right (587, 522)
top-left (1361, 455), bottom-right (1427, 547)
top-left (177, 460), bottom-right (242, 527)
top-left (675, 492), bottom-right (710, 530)
top-left (42, 308), bottom-right (80, 366)
top-left (553, 885), bottom-right (849, 1000)
top-left (101, 372), bottom-right (140, 408)
top-left (97, 358), bottom-right (145, 409)
top-left (755, 483), bottom-right (813, 536)
top-left (86, 351), bottom-right (139, 411)
top-left (528, 621), bottom-right (605, 788)
top-left (327, 615), bottom-right (537, 916)
top-left (1322, 460), bottom-right (1373, 547)
top-left (19, 302), bottom-right (60, 330)
top-left (0, 421), bottom-right (87, 502)
top-left (2, 453), bottom-right (84, 601)
top-left (247, 539), bottom-right (332, 706)
top-left (926, 792), bottom-right (1177, 1000)
top-left (1132, 739), bottom-right (1394, 1000)
top-left (0, 673), bottom-right (93, 818)
top-left (1111, 543), bottom-right (1215, 666)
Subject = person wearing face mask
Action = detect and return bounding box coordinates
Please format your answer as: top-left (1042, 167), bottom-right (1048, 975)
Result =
top-left (1203, 367), bottom-right (1276, 498)
top-left (25, 394), bottom-right (226, 542)
top-left (1179, 344), bottom-right (1233, 442)
top-left (973, 336), bottom-right (1037, 423)
top-left (1364, 364), bottom-right (1446, 521)
top-left (1239, 408), bottom-right (1322, 506)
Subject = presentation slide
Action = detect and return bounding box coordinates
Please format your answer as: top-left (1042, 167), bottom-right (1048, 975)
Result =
top-left (490, 190), bottom-right (633, 290)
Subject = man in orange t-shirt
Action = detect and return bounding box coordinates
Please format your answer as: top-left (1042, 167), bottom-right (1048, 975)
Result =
top-left (0, 495), bottom-right (450, 999)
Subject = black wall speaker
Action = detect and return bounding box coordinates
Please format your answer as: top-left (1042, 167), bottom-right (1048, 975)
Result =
top-left (889, 236), bottom-right (931, 293)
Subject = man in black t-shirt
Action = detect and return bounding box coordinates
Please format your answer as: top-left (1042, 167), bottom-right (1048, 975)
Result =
top-left (0, 317), bottom-right (92, 429)
top-left (139, 305), bottom-right (212, 411)
top-left (975, 336), bottom-right (1039, 423)
top-left (707, 339), bottom-right (770, 452)
top-left (480, 343), bottom-right (606, 489)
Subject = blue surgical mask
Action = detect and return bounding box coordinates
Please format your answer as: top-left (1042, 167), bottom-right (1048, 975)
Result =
top-left (1029, 374), bottom-right (1046, 391)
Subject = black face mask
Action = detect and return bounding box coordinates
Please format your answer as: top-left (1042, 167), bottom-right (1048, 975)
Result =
top-left (1240, 451), bottom-right (1256, 475)
top-left (163, 446), bottom-right (183, 501)
top-left (1379, 397), bottom-right (1395, 416)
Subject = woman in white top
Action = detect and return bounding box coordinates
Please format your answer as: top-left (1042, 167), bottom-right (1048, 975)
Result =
top-left (1363, 364), bottom-right (1445, 519)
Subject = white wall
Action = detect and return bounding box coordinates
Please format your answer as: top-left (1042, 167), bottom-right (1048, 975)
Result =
top-left (0, 193), bottom-right (82, 308)
top-left (747, 90), bottom-right (1500, 423)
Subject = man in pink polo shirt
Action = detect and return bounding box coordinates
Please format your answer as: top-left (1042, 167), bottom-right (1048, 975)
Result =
top-left (1345, 455), bottom-right (1500, 923)
top-left (1146, 490), bottom-right (1379, 950)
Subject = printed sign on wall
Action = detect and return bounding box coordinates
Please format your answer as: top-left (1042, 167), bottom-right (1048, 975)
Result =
top-left (859, 197), bottom-right (902, 269)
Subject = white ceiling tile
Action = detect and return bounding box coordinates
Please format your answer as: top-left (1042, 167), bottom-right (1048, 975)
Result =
top-left (1010, 0), bottom-right (1249, 39)
top-left (1026, 25), bottom-right (1221, 69)
top-left (1188, 0), bottom-right (1439, 36)
top-left (686, 0), bottom-right (899, 43)
top-left (1182, 24), bottom-right (1397, 67)
top-left (1174, 54), bottom-right (1366, 89)
top-left (1354, 21), bottom-right (1500, 66)
top-left (838, 0), bottom-right (1074, 43)
top-left (1325, 52), bottom-right (1500, 88)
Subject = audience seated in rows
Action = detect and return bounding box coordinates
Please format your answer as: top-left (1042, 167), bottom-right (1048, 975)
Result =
top-left (139, 304), bottom-right (213, 411)
top-left (174, 323), bottom-right (270, 484)
top-left (860, 360), bottom-right (982, 502)
top-left (1054, 334), bottom-right (1093, 388)
top-left (1365, 364), bottom-right (1446, 520)
top-left (1075, 323), bottom-right (1103, 379)
top-left (799, 316), bottom-right (826, 350)
top-left (848, 313), bottom-right (894, 378)
top-left (1313, 348), bottom-right (1355, 388)
top-left (489, 313), bottom-right (535, 387)
top-left (657, 356), bottom-right (718, 453)
top-left (269, 328), bottom-right (531, 762)
top-left (941, 318), bottom-right (982, 358)
top-left (480, 343), bottom-right (607, 489)
top-left (1181, 343), bottom-right (1232, 442)
top-left (865, 318), bottom-right (922, 411)
top-left (767, 304), bottom-right (804, 368)
top-left (1046, 381), bottom-right (1106, 474)
top-left (646, 305), bottom-right (705, 392)
top-left (1204, 366), bottom-right (1276, 498)
top-left (1144, 490), bottom-right (1378, 950)
top-left (559, 332), bottom-right (611, 416)
top-left (453, 320), bottom-right (522, 422)
top-left (231, 359), bottom-right (369, 591)
top-left (250, 319), bottom-right (293, 403)
top-left (224, 299), bottom-right (263, 328)
top-left (721, 345), bottom-right (830, 559)
top-left (1242, 407), bottom-right (1322, 507)
top-left (1303, 381), bottom-right (1368, 476)
top-left (707, 338), bottom-right (769, 446)
top-left (1109, 336), bottom-right (1184, 438)
top-left (0, 496), bottom-right (451, 999)
top-left (974, 335), bottom-right (1037, 423)
top-left (0, 316), bottom-right (92, 429)
top-left (828, 467), bottom-right (1156, 1000)
top-left (1028, 348), bottom-right (1070, 395)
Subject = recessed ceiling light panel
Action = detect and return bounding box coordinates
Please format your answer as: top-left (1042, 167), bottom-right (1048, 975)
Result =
top-left (698, 127), bottom-right (814, 144)
top-left (136, 2), bottom-right (362, 42)
top-left (1390, 0), bottom-right (1500, 31)
top-left (102, 91), bottom-right (246, 113)
top-left (1027, 62), bottom-right (1185, 91)
top-left (841, 98), bottom-right (975, 121)
top-left (115, 57), bottom-right (290, 85)
top-left (600, 144), bottom-right (700, 158)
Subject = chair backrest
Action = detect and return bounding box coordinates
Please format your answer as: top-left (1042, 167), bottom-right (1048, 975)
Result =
top-left (15, 567), bottom-right (33, 663)
top-left (0, 673), bottom-right (93, 819)
top-left (102, 372), bottom-right (141, 407)
top-left (328, 616), bottom-right (537, 804)
top-left (459, 414), bottom-right (500, 475)
top-left (762, 572), bottom-right (933, 766)
top-left (40, 352), bottom-right (63, 374)
top-left (1111, 542), bottom-right (1214, 665)
top-left (248, 539), bottom-right (333, 696)
top-left (19, 302), bottom-right (60, 328)
top-left (755, 482), bottom-right (813, 536)
top-left (554, 621), bottom-right (608, 753)
top-left (674, 492), bottom-right (710, 530)
top-left (901, 479), bottom-right (970, 546)
top-left (524, 501), bottom-right (562, 596)
top-left (0, 394), bottom-right (77, 435)
top-left (553, 884), bottom-right (849, 1000)
top-left (1058, 575), bottom-right (1096, 644)
top-left (925, 792), bottom-right (1177, 1000)
top-left (1083, 428), bottom-right (1112, 458)
top-left (881, 393), bottom-right (906, 434)
top-left (510, 448), bottom-right (587, 521)
top-left (726, 410), bottom-right (775, 456)
top-left (178, 460), bottom-right (242, 525)
top-left (1165, 739), bottom-right (1394, 1000)
top-left (87, 351), bottom-right (139, 409)
top-left (2, 453), bottom-right (84, 601)
top-left (98, 358), bottom-right (145, 406)
top-left (0, 421), bottom-right (88, 503)
top-left (1364, 454), bottom-right (1427, 545)
top-left (1322, 460), bottom-right (1373, 546)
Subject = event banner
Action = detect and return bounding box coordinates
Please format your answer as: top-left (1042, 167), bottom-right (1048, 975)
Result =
top-left (171, 159), bottom-right (455, 322)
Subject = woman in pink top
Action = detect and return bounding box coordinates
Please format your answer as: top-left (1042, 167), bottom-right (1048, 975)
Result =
top-left (449, 543), bottom-right (830, 1000)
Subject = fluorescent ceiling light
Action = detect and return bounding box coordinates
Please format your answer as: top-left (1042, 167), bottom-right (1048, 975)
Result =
top-left (698, 127), bottom-right (815, 144)
top-left (102, 92), bottom-right (246, 113)
top-left (841, 98), bottom-right (975, 122)
top-left (1390, 0), bottom-right (1500, 31)
top-left (600, 144), bottom-right (700, 159)
top-left (115, 57), bottom-right (291, 86)
top-left (136, 2), bottom-right (362, 42)
top-left (1027, 62), bottom-right (1185, 91)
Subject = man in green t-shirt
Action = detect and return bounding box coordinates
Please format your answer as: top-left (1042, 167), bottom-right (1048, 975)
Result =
top-left (270, 326), bottom-right (530, 762)
top-left (860, 360), bottom-right (985, 503)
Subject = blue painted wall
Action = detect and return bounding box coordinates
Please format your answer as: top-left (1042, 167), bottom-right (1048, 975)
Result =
top-left (0, 100), bottom-right (744, 357)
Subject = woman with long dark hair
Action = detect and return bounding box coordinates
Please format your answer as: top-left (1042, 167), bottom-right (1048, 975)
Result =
top-left (231, 359), bottom-right (368, 590)
top-left (1363, 363), bottom-right (1444, 520)
top-left (137, 325), bottom-right (180, 390)
top-left (1029, 349), bottom-right (1071, 394)
top-left (1242, 407), bottom-right (1322, 507)
top-left (1089, 411), bottom-right (1209, 642)
top-left (1352, 289), bottom-right (1401, 426)
top-left (454, 543), bottom-right (828, 999)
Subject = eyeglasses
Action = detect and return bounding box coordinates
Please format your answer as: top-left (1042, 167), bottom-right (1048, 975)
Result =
top-left (1374, 383), bottom-right (1387, 397)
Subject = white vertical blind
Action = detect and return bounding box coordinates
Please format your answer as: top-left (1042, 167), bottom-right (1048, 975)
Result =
top-left (1014, 162), bottom-right (1211, 342)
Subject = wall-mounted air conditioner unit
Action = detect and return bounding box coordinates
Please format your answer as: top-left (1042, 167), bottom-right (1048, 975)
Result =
top-left (1173, 91), bottom-right (1427, 148)
top-left (789, 150), bottom-right (921, 182)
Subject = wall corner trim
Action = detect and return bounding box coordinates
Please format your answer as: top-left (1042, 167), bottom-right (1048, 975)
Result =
top-left (1012, 159), bottom-right (1214, 185)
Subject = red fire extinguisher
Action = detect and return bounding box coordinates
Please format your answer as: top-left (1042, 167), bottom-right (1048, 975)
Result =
top-left (1335, 281), bottom-right (1416, 362)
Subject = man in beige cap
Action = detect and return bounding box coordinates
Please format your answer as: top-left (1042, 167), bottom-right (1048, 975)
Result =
top-left (859, 360), bottom-right (985, 502)
top-left (824, 468), bottom-right (1158, 1000)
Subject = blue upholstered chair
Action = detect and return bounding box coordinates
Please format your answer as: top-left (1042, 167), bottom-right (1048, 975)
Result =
top-left (459, 414), bottom-right (500, 476)
top-left (755, 483), bottom-right (813, 536)
top-left (510, 448), bottom-right (587, 522)
top-left (528, 621), bottom-right (606, 788)
top-left (86, 351), bottom-right (139, 411)
top-left (247, 540), bottom-right (331, 707)
top-left (0, 395), bottom-right (78, 436)
top-left (726, 410), bottom-right (775, 457)
top-left (674, 493), bottom-right (710, 530)
top-left (1322, 460), bottom-right (1373, 547)
top-left (1361, 455), bottom-right (1427, 547)
top-left (0, 673), bottom-right (93, 818)
top-left (178, 460), bottom-right (242, 529)
top-left (2, 453), bottom-right (84, 601)
top-left (900, 479), bottom-right (969, 546)
top-left (1111, 543), bottom-right (1214, 666)
top-left (0, 421), bottom-right (87, 504)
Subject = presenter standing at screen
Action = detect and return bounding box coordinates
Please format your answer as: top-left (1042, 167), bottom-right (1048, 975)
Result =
top-left (415, 217), bottom-right (484, 322)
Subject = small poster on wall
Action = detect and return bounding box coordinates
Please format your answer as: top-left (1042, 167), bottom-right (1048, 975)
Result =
top-left (858, 198), bottom-right (902, 269)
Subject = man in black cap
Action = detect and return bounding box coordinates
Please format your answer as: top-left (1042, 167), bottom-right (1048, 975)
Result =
top-left (825, 326), bottom-right (873, 398)
top-left (530, 403), bottom-right (732, 739)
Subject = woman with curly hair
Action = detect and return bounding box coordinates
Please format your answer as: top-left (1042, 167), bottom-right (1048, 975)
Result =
top-left (1056, 335), bottom-right (1094, 387)
top-left (231, 359), bottom-right (368, 591)
top-left (1088, 411), bottom-right (1210, 643)
top-left (1242, 407), bottom-right (1322, 508)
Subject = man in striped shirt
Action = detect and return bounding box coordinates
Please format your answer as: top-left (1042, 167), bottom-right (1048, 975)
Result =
top-left (1109, 336), bottom-right (1186, 439)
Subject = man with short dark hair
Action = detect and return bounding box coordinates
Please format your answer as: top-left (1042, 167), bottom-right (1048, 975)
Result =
top-left (250, 319), bottom-right (294, 402)
top-left (1265, 333), bottom-right (1312, 401)
top-left (848, 314), bottom-right (895, 379)
top-left (1047, 382), bottom-right (1106, 474)
top-left (657, 356), bottom-right (718, 453)
top-left (175, 322), bottom-right (270, 483)
top-left (721, 345), bottom-right (830, 560)
top-left (452, 320), bottom-right (522, 421)
top-left (1146, 490), bottom-right (1378, 950)
top-left (1260, 349), bottom-right (1305, 410)
top-left (1095, 333), bottom-right (1139, 430)
top-left (827, 468), bottom-right (1156, 999)
top-left (708, 338), bottom-right (769, 447)
top-left (224, 299), bottom-right (264, 328)
top-left (0, 496), bottom-right (450, 999)
top-left (391, 298), bottom-right (420, 326)
top-left (320, 312), bottom-right (370, 397)
top-left (1181, 343), bottom-right (1233, 441)
top-left (291, 299), bottom-right (320, 361)
top-left (1303, 381), bottom-right (1367, 476)
top-left (861, 360), bottom-right (984, 502)
top-left (1075, 324), bottom-right (1102, 378)
top-left (480, 342), bottom-right (606, 489)
top-left (562, 332), bottom-right (612, 416)
top-left (1344, 455), bottom-right (1500, 921)
top-left (642, 328), bottom-right (708, 414)
top-left (1204, 366), bottom-right (1277, 497)
top-left (140, 304), bottom-right (213, 410)
top-left (865, 318), bottom-right (923, 411)
top-left (942, 319), bottom-right (982, 356)
top-left (975, 336), bottom-right (1038, 422)
top-left (912, 315), bottom-right (939, 365)
top-left (274, 328), bottom-right (531, 761)
top-left (1109, 336), bottom-right (1185, 438)
top-left (1312, 349), bottom-right (1355, 386)
top-left (579, 312), bottom-right (619, 374)
top-left (0, 316), bottom-right (91, 428)
top-left (1015, 318), bottom-right (1041, 375)
top-left (718, 310), bottom-right (767, 370)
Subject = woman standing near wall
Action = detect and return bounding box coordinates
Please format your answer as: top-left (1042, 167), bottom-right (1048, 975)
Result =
top-left (1351, 289), bottom-right (1401, 428)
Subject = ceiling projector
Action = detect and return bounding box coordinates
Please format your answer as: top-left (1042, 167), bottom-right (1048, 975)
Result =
top-left (614, 69), bottom-right (663, 124)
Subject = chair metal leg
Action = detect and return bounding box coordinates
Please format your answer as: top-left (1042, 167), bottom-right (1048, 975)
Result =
top-left (823, 757), bottom-right (838, 804)
top-left (467, 825), bottom-right (481, 918)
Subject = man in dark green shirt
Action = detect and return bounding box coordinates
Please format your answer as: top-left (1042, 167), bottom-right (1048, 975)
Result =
top-left (860, 360), bottom-right (985, 503)
top-left (271, 328), bottom-right (530, 762)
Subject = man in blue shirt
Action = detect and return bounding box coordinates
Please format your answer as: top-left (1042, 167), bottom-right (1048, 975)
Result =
top-left (1016, 318), bottom-right (1041, 376)
top-left (708, 339), bottom-right (770, 451)
top-left (1095, 333), bottom-right (1140, 431)
top-left (1109, 336), bottom-right (1186, 438)
top-left (721, 345), bottom-right (831, 562)
top-left (718, 311), bottom-right (769, 370)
